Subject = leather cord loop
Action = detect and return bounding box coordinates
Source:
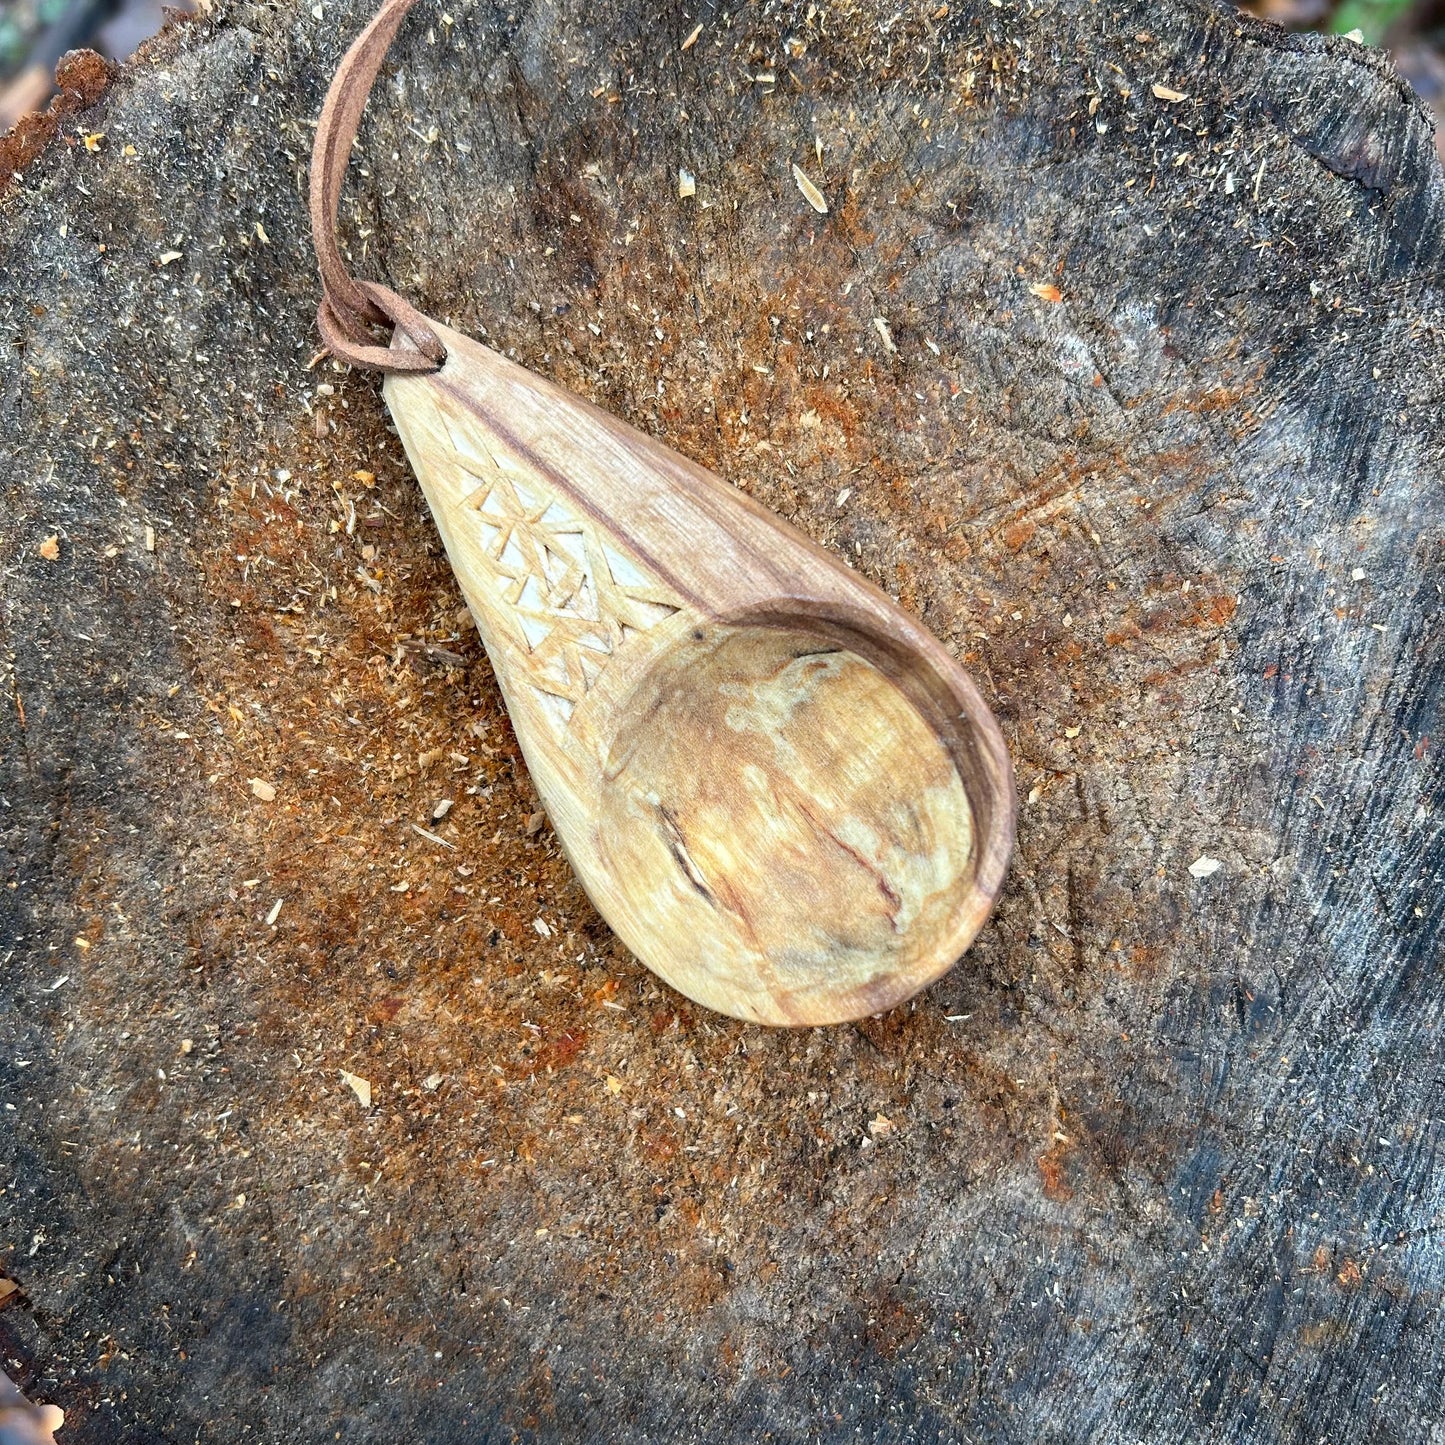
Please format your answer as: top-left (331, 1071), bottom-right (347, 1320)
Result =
top-left (309, 0), bottom-right (447, 373)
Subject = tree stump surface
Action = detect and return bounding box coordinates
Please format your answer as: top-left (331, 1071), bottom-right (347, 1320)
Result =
top-left (0, 0), bottom-right (1442, 1439)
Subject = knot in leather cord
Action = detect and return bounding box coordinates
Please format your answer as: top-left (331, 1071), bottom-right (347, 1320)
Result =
top-left (309, 0), bottom-right (447, 373)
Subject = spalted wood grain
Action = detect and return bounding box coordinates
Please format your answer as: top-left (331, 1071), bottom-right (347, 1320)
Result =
top-left (386, 324), bottom-right (1013, 1024)
top-left (0, 0), bottom-right (1442, 1441)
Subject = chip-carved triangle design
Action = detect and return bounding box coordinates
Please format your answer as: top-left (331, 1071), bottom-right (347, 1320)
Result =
top-left (440, 416), bottom-right (680, 730)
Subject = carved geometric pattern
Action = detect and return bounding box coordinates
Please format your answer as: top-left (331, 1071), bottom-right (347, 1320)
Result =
top-left (440, 416), bottom-right (679, 730)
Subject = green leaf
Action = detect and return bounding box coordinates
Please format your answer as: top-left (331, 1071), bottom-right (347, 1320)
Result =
top-left (1329, 0), bottom-right (1416, 46)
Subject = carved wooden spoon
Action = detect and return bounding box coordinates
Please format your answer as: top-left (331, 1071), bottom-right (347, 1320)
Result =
top-left (312, 1), bottom-right (1016, 1025)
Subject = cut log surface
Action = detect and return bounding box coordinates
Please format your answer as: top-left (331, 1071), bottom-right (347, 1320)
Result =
top-left (0, 0), bottom-right (1441, 1439)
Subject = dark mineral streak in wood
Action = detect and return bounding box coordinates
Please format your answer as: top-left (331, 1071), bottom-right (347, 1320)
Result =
top-left (0, 0), bottom-right (1442, 1440)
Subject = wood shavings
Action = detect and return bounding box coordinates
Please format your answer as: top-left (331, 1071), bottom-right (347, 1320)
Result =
top-left (678, 167), bottom-right (696, 199)
top-left (680, 23), bottom-right (702, 50)
top-left (791, 163), bottom-right (828, 214)
top-left (411, 822), bottom-right (455, 849)
top-left (158, 250), bottom-right (182, 266)
top-left (868, 1113), bottom-right (896, 1139)
top-left (37, 534), bottom-right (60, 561)
top-left (248, 778), bottom-right (277, 801)
top-left (1029, 282), bottom-right (1063, 303)
top-left (1151, 84), bottom-right (1187, 102)
top-left (1188, 855), bottom-right (1222, 879)
top-left (872, 316), bottom-right (897, 352)
top-left (340, 1070), bottom-right (372, 1108)
top-left (604, 1074), bottom-right (623, 1094)
top-left (265, 898), bottom-right (283, 926)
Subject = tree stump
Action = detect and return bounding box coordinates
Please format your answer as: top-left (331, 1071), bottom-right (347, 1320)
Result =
top-left (0, 0), bottom-right (1441, 1439)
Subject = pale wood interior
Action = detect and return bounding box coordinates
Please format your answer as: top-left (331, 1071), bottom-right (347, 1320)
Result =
top-left (594, 622), bottom-right (976, 1022)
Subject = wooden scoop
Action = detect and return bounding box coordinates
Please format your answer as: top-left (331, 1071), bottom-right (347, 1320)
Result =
top-left (384, 324), bottom-right (1015, 1024)
top-left (310, 0), bottom-right (1015, 1024)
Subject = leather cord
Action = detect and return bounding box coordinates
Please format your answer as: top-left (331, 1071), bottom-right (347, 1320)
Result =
top-left (309, 0), bottom-right (447, 373)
